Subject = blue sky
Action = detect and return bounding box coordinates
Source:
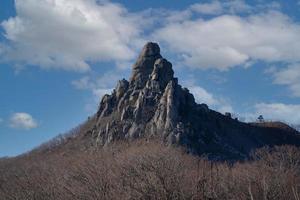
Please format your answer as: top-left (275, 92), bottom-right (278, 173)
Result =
top-left (1, 0), bottom-right (300, 157)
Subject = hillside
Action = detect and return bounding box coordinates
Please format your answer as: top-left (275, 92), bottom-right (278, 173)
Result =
top-left (251, 121), bottom-right (300, 133)
top-left (10, 42), bottom-right (299, 161)
top-left (1, 140), bottom-right (300, 200)
top-left (63, 42), bottom-right (299, 160)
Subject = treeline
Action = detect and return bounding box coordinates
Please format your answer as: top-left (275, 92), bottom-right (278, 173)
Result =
top-left (0, 141), bottom-right (299, 200)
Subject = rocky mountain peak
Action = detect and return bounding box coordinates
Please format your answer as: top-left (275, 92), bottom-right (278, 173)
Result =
top-left (140, 42), bottom-right (161, 57)
top-left (92, 42), bottom-right (300, 160)
top-left (130, 42), bottom-right (163, 89)
top-left (96, 42), bottom-right (189, 142)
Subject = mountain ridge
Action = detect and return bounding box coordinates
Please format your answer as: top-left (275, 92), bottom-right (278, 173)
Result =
top-left (76, 42), bottom-right (300, 160)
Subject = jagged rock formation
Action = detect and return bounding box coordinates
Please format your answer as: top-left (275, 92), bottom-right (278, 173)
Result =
top-left (92, 42), bottom-right (300, 160)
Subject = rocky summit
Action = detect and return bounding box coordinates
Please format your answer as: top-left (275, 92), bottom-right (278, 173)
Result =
top-left (87, 42), bottom-right (300, 160)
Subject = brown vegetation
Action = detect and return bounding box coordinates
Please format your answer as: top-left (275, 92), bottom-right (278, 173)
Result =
top-left (251, 121), bottom-right (299, 134)
top-left (0, 140), bottom-right (299, 200)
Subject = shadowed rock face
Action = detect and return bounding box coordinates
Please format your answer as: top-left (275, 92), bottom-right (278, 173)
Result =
top-left (94, 42), bottom-right (300, 160)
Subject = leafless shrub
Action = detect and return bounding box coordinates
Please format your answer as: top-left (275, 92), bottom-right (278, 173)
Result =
top-left (0, 141), bottom-right (299, 200)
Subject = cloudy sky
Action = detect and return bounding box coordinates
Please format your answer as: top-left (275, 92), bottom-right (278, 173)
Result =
top-left (1, 0), bottom-right (300, 157)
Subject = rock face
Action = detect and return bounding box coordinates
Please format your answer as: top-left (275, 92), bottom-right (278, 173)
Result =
top-left (93, 42), bottom-right (300, 160)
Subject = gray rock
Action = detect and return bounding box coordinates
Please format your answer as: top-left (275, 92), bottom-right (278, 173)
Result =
top-left (92, 42), bottom-right (300, 160)
top-left (130, 42), bottom-right (162, 89)
top-left (115, 79), bottom-right (129, 100)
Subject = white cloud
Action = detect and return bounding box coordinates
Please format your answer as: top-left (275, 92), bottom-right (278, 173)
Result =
top-left (218, 104), bottom-right (234, 114)
top-left (189, 85), bottom-right (218, 105)
top-left (163, 9), bottom-right (193, 24)
top-left (0, 0), bottom-right (292, 73)
top-left (0, 118), bottom-right (3, 123)
top-left (92, 88), bottom-right (113, 99)
top-left (1, 0), bottom-right (144, 71)
top-left (151, 0), bottom-right (266, 25)
top-left (190, 0), bottom-right (255, 15)
top-left (184, 81), bottom-right (233, 114)
top-left (155, 11), bottom-right (300, 70)
top-left (72, 76), bottom-right (94, 90)
top-left (171, 0), bottom-right (263, 23)
top-left (272, 64), bottom-right (300, 97)
top-left (9, 112), bottom-right (38, 130)
top-left (262, 2), bottom-right (281, 10)
top-left (247, 103), bottom-right (300, 125)
top-left (190, 1), bottom-right (223, 15)
top-left (72, 71), bottom-right (122, 111)
top-left (72, 72), bottom-right (120, 92)
top-left (190, 85), bottom-right (233, 114)
top-left (223, 0), bottom-right (252, 13)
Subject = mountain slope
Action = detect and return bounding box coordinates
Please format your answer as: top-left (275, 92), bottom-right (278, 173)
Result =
top-left (73, 42), bottom-right (300, 160)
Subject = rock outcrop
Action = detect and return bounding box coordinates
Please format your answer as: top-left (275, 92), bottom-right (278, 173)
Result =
top-left (92, 42), bottom-right (300, 160)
